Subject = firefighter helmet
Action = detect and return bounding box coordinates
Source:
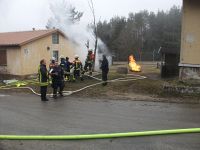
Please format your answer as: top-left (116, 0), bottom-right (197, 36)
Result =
top-left (74, 55), bottom-right (79, 59)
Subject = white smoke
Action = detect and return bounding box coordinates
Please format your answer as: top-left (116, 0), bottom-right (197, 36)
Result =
top-left (96, 40), bottom-right (113, 68)
top-left (46, 1), bottom-right (91, 61)
top-left (47, 0), bottom-right (112, 70)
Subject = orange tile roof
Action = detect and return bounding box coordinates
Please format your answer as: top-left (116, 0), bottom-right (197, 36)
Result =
top-left (0, 29), bottom-right (65, 46)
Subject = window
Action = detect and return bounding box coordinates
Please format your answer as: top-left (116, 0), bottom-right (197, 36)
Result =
top-left (53, 51), bottom-right (59, 61)
top-left (0, 50), bottom-right (7, 66)
top-left (52, 33), bottom-right (59, 44)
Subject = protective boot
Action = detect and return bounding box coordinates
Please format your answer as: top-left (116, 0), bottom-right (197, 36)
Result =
top-left (53, 89), bottom-right (57, 99)
top-left (53, 94), bottom-right (57, 99)
top-left (59, 91), bottom-right (64, 97)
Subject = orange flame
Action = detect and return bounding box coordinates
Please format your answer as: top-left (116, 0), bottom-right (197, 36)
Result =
top-left (129, 55), bottom-right (141, 72)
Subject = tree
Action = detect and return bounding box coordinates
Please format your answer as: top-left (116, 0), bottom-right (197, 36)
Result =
top-left (46, 0), bottom-right (83, 29)
top-left (69, 7), bottom-right (84, 23)
top-left (96, 6), bottom-right (182, 61)
top-left (88, 0), bottom-right (98, 70)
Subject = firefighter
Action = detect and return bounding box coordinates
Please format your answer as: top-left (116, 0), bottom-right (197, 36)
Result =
top-left (100, 55), bottom-right (109, 86)
top-left (72, 55), bottom-right (83, 81)
top-left (65, 57), bottom-right (72, 81)
top-left (60, 56), bottom-right (66, 69)
top-left (50, 61), bottom-right (65, 99)
top-left (38, 59), bottom-right (49, 101)
top-left (60, 56), bottom-right (72, 81)
top-left (84, 49), bottom-right (94, 75)
top-left (59, 55), bottom-right (67, 77)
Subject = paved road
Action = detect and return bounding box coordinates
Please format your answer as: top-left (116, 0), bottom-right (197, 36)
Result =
top-left (0, 94), bottom-right (200, 150)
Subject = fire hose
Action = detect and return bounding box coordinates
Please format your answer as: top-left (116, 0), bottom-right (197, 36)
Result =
top-left (0, 128), bottom-right (200, 140)
top-left (0, 74), bottom-right (199, 140)
top-left (0, 73), bottom-right (147, 96)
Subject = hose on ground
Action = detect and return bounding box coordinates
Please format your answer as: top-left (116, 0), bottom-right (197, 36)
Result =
top-left (0, 73), bottom-right (146, 96)
top-left (0, 128), bottom-right (200, 140)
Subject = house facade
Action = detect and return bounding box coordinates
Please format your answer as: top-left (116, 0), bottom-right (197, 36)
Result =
top-left (0, 29), bottom-right (75, 76)
top-left (179, 0), bottom-right (200, 79)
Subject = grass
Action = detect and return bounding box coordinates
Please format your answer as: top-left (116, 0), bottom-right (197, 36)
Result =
top-left (70, 72), bottom-right (164, 99)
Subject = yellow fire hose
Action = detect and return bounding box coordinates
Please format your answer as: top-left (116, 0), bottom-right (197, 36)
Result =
top-left (0, 128), bottom-right (200, 140)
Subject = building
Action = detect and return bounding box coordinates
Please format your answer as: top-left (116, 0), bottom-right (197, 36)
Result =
top-left (179, 0), bottom-right (200, 79)
top-left (0, 29), bottom-right (75, 77)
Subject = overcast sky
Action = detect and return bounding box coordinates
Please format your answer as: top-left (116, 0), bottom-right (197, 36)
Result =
top-left (0, 0), bottom-right (182, 32)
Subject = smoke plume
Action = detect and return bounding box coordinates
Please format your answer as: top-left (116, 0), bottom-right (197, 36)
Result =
top-left (47, 0), bottom-right (112, 70)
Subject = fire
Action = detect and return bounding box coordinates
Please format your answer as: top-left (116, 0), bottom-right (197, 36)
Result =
top-left (128, 55), bottom-right (141, 72)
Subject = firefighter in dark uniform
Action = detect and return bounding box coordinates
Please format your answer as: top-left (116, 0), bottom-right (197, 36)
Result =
top-left (60, 56), bottom-right (72, 81)
top-left (84, 49), bottom-right (94, 75)
top-left (100, 55), bottom-right (109, 86)
top-left (72, 55), bottom-right (83, 81)
top-left (38, 59), bottom-right (49, 101)
top-left (50, 61), bottom-right (65, 99)
top-left (65, 57), bottom-right (72, 81)
top-left (60, 56), bottom-right (67, 78)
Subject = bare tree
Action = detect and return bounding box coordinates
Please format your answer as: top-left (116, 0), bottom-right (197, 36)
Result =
top-left (69, 6), bottom-right (83, 24)
top-left (88, 0), bottom-right (98, 70)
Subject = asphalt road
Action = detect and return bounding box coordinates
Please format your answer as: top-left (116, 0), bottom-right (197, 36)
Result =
top-left (0, 94), bottom-right (200, 150)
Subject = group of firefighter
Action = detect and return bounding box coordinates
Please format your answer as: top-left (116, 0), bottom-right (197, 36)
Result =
top-left (38, 49), bottom-right (109, 101)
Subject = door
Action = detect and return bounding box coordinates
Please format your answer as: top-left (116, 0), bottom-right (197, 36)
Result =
top-left (52, 50), bottom-right (59, 61)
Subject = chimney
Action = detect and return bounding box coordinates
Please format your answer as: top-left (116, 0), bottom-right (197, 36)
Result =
top-left (32, 28), bottom-right (35, 31)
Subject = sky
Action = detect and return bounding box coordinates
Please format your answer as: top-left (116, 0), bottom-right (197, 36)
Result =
top-left (0, 0), bottom-right (182, 32)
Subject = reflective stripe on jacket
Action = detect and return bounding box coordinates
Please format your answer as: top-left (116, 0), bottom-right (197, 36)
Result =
top-left (73, 60), bottom-right (82, 70)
